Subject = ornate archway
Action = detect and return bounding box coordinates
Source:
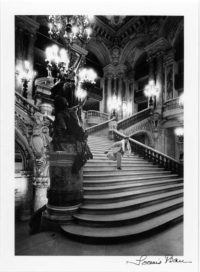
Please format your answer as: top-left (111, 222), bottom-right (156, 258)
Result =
top-left (130, 129), bottom-right (154, 147)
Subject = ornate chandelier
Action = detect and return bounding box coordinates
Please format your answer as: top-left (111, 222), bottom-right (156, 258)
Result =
top-left (48, 15), bottom-right (93, 46)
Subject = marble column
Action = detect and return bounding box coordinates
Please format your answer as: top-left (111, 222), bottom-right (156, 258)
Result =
top-left (100, 77), bottom-right (105, 112)
top-left (107, 76), bottom-right (112, 114)
top-left (33, 179), bottom-right (49, 212)
top-left (118, 77), bottom-right (123, 119)
top-left (156, 52), bottom-right (164, 112)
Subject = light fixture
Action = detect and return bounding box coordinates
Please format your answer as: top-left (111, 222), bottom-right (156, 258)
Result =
top-left (48, 15), bottom-right (94, 47)
top-left (144, 80), bottom-right (159, 109)
top-left (16, 60), bottom-right (37, 98)
top-left (175, 127), bottom-right (184, 142)
top-left (179, 93), bottom-right (184, 108)
top-left (175, 127), bottom-right (184, 162)
top-left (45, 45), bottom-right (70, 78)
top-left (108, 92), bottom-right (122, 114)
top-left (75, 68), bottom-right (97, 101)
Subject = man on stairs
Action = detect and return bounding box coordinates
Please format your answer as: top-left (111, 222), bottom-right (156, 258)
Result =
top-left (104, 137), bottom-right (131, 170)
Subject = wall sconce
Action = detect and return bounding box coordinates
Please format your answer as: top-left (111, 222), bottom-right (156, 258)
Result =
top-left (16, 60), bottom-right (37, 98)
top-left (175, 127), bottom-right (184, 142)
top-left (175, 127), bottom-right (184, 162)
top-left (144, 80), bottom-right (159, 110)
top-left (179, 93), bottom-right (184, 108)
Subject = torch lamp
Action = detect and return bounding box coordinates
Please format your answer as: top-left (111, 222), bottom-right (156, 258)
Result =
top-left (16, 60), bottom-right (37, 99)
top-left (144, 80), bottom-right (159, 110)
top-left (175, 127), bottom-right (184, 162)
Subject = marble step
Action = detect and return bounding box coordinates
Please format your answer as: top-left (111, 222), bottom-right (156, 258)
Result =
top-left (83, 174), bottom-right (179, 186)
top-left (84, 171), bottom-right (172, 180)
top-left (61, 207), bottom-right (183, 241)
top-left (86, 159), bottom-right (151, 165)
top-left (83, 178), bottom-right (183, 194)
top-left (83, 167), bottom-right (165, 173)
top-left (73, 197), bottom-right (183, 226)
top-left (83, 183), bottom-right (183, 204)
top-left (80, 189), bottom-right (183, 214)
top-left (84, 165), bottom-right (163, 171)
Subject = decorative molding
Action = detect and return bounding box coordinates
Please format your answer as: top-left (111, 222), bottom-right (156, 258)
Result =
top-left (145, 37), bottom-right (171, 60)
top-left (103, 63), bottom-right (127, 78)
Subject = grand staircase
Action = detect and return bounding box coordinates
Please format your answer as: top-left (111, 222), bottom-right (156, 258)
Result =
top-left (61, 134), bottom-right (183, 242)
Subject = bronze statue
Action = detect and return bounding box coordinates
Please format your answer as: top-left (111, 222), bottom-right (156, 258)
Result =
top-left (50, 70), bottom-right (93, 173)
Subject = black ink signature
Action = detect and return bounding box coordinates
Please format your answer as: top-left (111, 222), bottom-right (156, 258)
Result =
top-left (126, 256), bottom-right (192, 266)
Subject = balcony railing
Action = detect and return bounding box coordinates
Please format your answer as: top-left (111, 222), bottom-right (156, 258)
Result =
top-left (117, 108), bottom-right (152, 130)
top-left (15, 92), bottom-right (39, 115)
top-left (113, 129), bottom-right (183, 177)
top-left (163, 97), bottom-right (183, 119)
top-left (86, 110), bottom-right (109, 126)
top-left (163, 97), bottom-right (183, 111)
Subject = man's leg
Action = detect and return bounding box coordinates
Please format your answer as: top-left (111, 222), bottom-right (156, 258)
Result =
top-left (117, 152), bottom-right (122, 169)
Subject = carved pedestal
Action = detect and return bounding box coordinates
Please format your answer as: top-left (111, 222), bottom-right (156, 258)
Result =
top-left (43, 147), bottom-right (83, 222)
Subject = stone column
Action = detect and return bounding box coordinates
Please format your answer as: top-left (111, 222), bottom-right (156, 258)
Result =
top-left (107, 76), bottom-right (112, 114)
top-left (43, 146), bottom-right (83, 222)
top-left (99, 77), bottom-right (105, 112)
top-left (155, 52), bottom-right (164, 112)
top-left (118, 77), bottom-right (123, 119)
top-left (163, 50), bottom-right (176, 101)
top-left (33, 176), bottom-right (49, 212)
top-left (29, 112), bottom-right (52, 211)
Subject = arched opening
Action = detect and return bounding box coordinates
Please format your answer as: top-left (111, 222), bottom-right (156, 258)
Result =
top-left (130, 131), bottom-right (152, 146)
top-left (15, 136), bottom-right (33, 221)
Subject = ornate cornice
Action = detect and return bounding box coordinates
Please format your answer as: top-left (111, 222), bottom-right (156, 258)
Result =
top-left (145, 37), bottom-right (171, 60)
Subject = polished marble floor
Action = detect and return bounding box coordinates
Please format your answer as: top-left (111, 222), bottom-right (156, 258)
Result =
top-left (15, 221), bottom-right (183, 256)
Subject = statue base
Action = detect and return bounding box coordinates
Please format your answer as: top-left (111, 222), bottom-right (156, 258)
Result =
top-left (43, 147), bottom-right (83, 223)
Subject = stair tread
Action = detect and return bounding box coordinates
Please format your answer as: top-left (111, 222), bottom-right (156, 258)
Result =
top-left (84, 171), bottom-right (171, 178)
top-left (84, 183), bottom-right (183, 199)
top-left (61, 207), bottom-right (183, 238)
top-left (81, 189), bottom-right (183, 210)
top-left (74, 197), bottom-right (183, 222)
top-left (83, 178), bottom-right (183, 190)
top-left (83, 174), bottom-right (179, 183)
top-left (84, 167), bottom-right (165, 172)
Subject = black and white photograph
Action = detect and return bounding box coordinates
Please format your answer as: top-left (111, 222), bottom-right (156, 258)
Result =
top-left (15, 13), bottom-right (185, 255)
top-left (0, 0), bottom-right (199, 271)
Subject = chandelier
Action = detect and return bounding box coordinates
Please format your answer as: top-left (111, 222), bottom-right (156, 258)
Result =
top-left (48, 15), bottom-right (93, 46)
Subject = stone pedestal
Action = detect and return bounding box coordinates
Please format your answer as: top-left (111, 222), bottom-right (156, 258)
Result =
top-left (43, 149), bottom-right (83, 222)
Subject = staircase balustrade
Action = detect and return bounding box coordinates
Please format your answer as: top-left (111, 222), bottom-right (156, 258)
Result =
top-left (163, 97), bottom-right (183, 111)
top-left (15, 92), bottom-right (39, 115)
top-left (86, 110), bottom-right (109, 125)
top-left (117, 108), bottom-right (152, 130)
top-left (86, 118), bottom-right (115, 135)
top-left (113, 129), bottom-right (183, 177)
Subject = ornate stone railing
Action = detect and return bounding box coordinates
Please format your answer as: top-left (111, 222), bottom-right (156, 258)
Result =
top-left (86, 118), bottom-right (115, 135)
top-left (15, 92), bottom-right (39, 115)
top-left (86, 110), bottom-right (109, 125)
top-left (113, 129), bottom-right (183, 177)
top-left (163, 97), bottom-right (183, 111)
top-left (117, 108), bottom-right (152, 130)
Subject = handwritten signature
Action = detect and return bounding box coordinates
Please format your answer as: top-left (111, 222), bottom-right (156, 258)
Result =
top-left (126, 256), bottom-right (192, 265)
